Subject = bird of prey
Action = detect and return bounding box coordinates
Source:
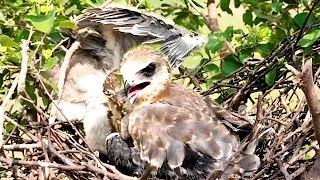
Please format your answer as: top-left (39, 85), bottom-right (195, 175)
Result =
top-left (48, 5), bottom-right (205, 155)
top-left (112, 46), bottom-right (260, 179)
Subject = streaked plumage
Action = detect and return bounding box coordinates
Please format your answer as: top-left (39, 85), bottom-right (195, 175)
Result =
top-left (115, 46), bottom-right (259, 179)
top-left (49, 5), bottom-right (205, 155)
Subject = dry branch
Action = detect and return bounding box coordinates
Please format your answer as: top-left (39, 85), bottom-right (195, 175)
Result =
top-left (207, 0), bottom-right (234, 58)
top-left (0, 76), bottom-right (19, 148)
top-left (0, 156), bottom-right (86, 171)
top-left (17, 30), bottom-right (33, 94)
top-left (286, 59), bottom-right (320, 179)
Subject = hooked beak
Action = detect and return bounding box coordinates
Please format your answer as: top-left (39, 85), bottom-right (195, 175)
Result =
top-left (123, 80), bottom-right (151, 105)
top-left (124, 80), bottom-right (131, 97)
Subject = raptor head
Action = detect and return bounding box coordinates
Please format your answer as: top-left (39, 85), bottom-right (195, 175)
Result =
top-left (120, 46), bottom-right (170, 105)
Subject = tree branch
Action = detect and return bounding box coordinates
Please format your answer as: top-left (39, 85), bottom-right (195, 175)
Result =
top-left (207, 0), bottom-right (234, 58)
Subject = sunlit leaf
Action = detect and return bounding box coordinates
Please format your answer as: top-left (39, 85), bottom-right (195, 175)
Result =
top-left (298, 29), bottom-right (320, 47)
top-left (40, 75), bottom-right (59, 93)
top-left (42, 56), bottom-right (59, 71)
top-left (0, 35), bottom-right (19, 48)
top-left (305, 149), bottom-right (316, 160)
top-left (40, 6), bottom-right (51, 13)
top-left (65, 4), bottom-right (78, 15)
top-left (0, 12), bottom-right (5, 22)
top-left (57, 20), bottom-right (76, 29)
top-left (257, 27), bottom-right (272, 44)
top-left (25, 11), bottom-right (56, 33)
top-left (42, 49), bottom-right (52, 60)
top-left (207, 33), bottom-right (225, 53)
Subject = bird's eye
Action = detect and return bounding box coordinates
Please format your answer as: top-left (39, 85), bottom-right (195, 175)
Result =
top-left (141, 63), bottom-right (156, 77)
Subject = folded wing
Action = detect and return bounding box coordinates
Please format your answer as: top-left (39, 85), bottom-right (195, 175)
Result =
top-left (127, 103), bottom-right (239, 169)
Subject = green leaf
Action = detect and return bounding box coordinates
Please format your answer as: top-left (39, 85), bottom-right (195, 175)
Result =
top-left (42, 56), bottom-right (59, 71)
top-left (65, 4), bottom-right (78, 15)
top-left (234, 0), bottom-right (241, 8)
top-left (0, 35), bottom-right (19, 48)
top-left (57, 20), bottom-right (76, 29)
top-left (40, 5), bottom-right (51, 13)
top-left (265, 68), bottom-right (276, 86)
top-left (0, 12), bottom-right (5, 22)
top-left (222, 55), bottom-right (242, 75)
top-left (5, 123), bottom-right (14, 133)
top-left (257, 44), bottom-right (274, 57)
top-left (298, 29), bottom-right (320, 47)
top-left (25, 11), bottom-right (56, 33)
top-left (305, 149), bottom-right (316, 160)
top-left (257, 27), bottom-right (272, 44)
top-left (239, 49), bottom-right (252, 63)
top-left (204, 64), bottom-right (220, 76)
top-left (221, 0), bottom-right (233, 15)
top-left (207, 33), bottom-right (225, 53)
top-left (40, 75), bottom-right (59, 93)
top-left (0, 45), bottom-right (7, 52)
top-left (224, 26), bottom-right (233, 42)
top-left (243, 10), bottom-right (253, 26)
top-left (303, 144), bottom-right (310, 149)
top-left (271, 2), bottom-right (283, 13)
top-left (42, 49), bottom-right (52, 59)
top-left (254, 10), bottom-right (273, 20)
top-left (293, 12), bottom-right (317, 28)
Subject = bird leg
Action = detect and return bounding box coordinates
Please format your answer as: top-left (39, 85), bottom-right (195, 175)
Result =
top-left (140, 163), bottom-right (156, 180)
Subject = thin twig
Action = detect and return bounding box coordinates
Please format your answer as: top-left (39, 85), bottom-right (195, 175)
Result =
top-left (17, 30), bottom-right (33, 93)
top-left (3, 115), bottom-right (39, 142)
top-left (2, 142), bottom-right (42, 150)
top-left (275, 158), bottom-right (292, 180)
top-left (0, 156), bottom-right (86, 171)
top-left (0, 76), bottom-right (19, 148)
top-left (187, 0), bottom-right (208, 23)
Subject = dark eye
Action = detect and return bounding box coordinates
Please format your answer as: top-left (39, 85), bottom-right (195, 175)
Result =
top-left (141, 63), bottom-right (156, 77)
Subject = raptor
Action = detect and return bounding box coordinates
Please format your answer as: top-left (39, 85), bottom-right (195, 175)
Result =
top-left (48, 5), bottom-right (205, 154)
top-left (113, 46), bottom-right (260, 179)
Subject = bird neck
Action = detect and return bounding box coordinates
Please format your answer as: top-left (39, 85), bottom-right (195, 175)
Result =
top-left (132, 82), bottom-right (170, 107)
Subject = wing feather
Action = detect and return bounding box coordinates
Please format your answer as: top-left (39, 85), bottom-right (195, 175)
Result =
top-left (127, 103), bottom-right (239, 169)
top-left (76, 6), bottom-right (205, 68)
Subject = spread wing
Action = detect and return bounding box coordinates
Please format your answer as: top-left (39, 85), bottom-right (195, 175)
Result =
top-left (76, 6), bottom-right (205, 68)
top-left (127, 103), bottom-right (239, 169)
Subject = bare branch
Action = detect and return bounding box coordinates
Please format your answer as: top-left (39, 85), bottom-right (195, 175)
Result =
top-left (298, 59), bottom-right (320, 142)
top-left (0, 156), bottom-right (86, 171)
top-left (207, 0), bottom-right (234, 58)
top-left (275, 158), bottom-right (292, 180)
top-left (17, 30), bottom-right (33, 93)
top-left (285, 63), bottom-right (301, 76)
top-left (4, 115), bottom-right (39, 142)
top-left (0, 76), bottom-right (19, 148)
top-left (3, 142), bottom-right (42, 150)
